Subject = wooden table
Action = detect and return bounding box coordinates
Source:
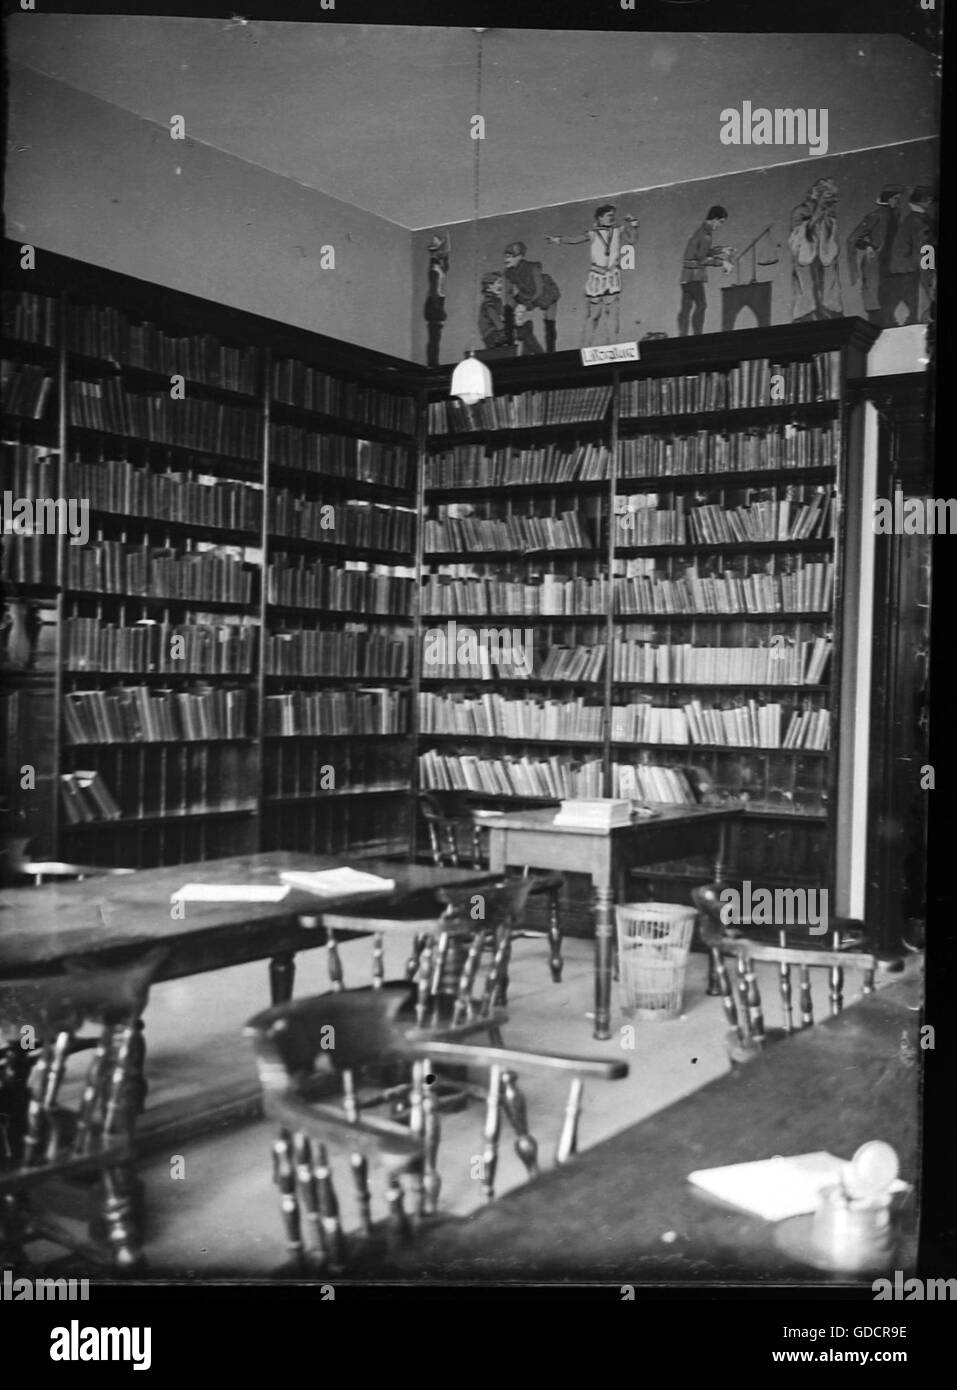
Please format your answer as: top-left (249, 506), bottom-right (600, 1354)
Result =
top-left (484, 806), bottom-right (739, 1039)
top-left (380, 974), bottom-right (922, 1284)
top-left (0, 851), bottom-right (497, 1146)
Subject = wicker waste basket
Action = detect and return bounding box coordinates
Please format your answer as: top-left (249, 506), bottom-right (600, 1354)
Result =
top-left (615, 902), bottom-right (697, 1020)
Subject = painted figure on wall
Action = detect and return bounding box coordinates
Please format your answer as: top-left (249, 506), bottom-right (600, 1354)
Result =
top-left (502, 242), bottom-right (561, 353)
top-left (424, 230), bottom-right (451, 367)
top-left (677, 205), bottom-right (733, 335)
top-left (547, 204), bottom-right (639, 346)
top-left (478, 272), bottom-right (541, 355)
top-left (910, 187), bottom-right (937, 325)
top-left (789, 178), bottom-right (843, 322)
top-left (847, 184), bottom-right (935, 327)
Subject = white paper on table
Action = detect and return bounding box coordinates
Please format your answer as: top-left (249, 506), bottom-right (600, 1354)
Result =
top-left (278, 868), bottom-right (396, 898)
top-left (687, 1152), bottom-right (848, 1222)
top-left (170, 884), bottom-right (291, 903)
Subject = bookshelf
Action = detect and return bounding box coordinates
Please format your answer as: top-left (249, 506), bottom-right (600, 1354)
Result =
top-left (418, 320), bottom-right (879, 904)
top-left (1, 242), bottom-right (418, 867)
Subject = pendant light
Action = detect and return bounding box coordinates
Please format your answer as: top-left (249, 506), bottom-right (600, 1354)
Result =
top-left (450, 29), bottom-right (494, 405)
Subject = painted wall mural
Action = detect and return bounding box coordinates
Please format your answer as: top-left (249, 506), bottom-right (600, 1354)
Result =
top-left (412, 139), bottom-right (937, 363)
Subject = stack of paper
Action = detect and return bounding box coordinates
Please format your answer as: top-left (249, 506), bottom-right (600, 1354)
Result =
top-left (687, 1152), bottom-right (846, 1222)
top-left (170, 884), bottom-right (291, 903)
top-left (279, 868), bottom-right (396, 898)
top-left (553, 798), bottom-right (633, 829)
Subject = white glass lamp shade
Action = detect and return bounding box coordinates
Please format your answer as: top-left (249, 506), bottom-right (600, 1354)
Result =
top-left (450, 351), bottom-right (493, 405)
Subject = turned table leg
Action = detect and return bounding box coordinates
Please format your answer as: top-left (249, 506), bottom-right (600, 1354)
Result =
top-left (547, 887), bottom-right (564, 984)
top-left (593, 886), bottom-right (615, 1041)
top-left (706, 823), bottom-right (731, 996)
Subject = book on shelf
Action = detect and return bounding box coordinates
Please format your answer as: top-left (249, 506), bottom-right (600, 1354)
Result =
top-left (269, 426), bottom-right (411, 490)
top-left (266, 628), bottom-right (410, 678)
top-left (65, 617), bottom-right (258, 674)
top-left (64, 685), bottom-right (250, 743)
top-left (424, 510), bottom-right (594, 555)
top-left (70, 459), bottom-right (263, 533)
top-left (263, 686), bottom-right (408, 736)
top-left (59, 770), bottom-right (123, 823)
top-left (1, 361), bottom-right (55, 420)
top-left (2, 290), bottom-right (59, 346)
top-left (66, 302), bottom-right (261, 393)
top-left (428, 383), bottom-right (613, 434)
top-left (616, 421), bottom-right (840, 479)
top-left (67, 541), bottom-right (257, 603)
top-left (271, 358), bottom-right (415, 434)
top-left (266, 554), bottom-right (413, 613)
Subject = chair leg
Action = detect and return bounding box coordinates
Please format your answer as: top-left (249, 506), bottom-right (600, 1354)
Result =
top-left (547, 887), bottom-right (563, 984)
top-left (269, 952), bottom-right (296, 1005)
top-left (100, 1165), bottom-right (144, 1272)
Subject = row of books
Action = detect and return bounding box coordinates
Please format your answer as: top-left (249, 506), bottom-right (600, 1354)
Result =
top-left (684, 493), bottom-right (833, 546)
top-left (2, 291), bottom-right (58, 346)
top-left (2, 444), bottom-right (58, 500)
top-left (64, 686), bottom-right (250, 743)
top-left (617, 422), bottom-right (840, 478)
top-left (0, 533), bottom-right (58, 584)
top-left (267, 493), bottom-right (415, 553)
top-left (609, 699), bottom-right (830, 750)
top-left (66, 543), bottom-right (257, 603)
top-left (66, 305), bottom-right (260, 394)
top-left (618, 352), bottom-right (841, 416)
top-left (69, 459), bottom-right (263, 533)
top-left (428, 385), bottom-right (614, 435)
top-left (424, 510), bottom-right (594, 554)
top-left (614, 492), bottom-right (833, 547)
top-left (612, 562), bottom-right (835, 615)
top-left (271, 358), bottom-right (415, 434)
top-left (264, 740), bottom-right (409, 800)
top-left (60, 771), bottom-right (122, 823)
top-left (68, 379), bottom-right (262, 459)
top-left (420, 640), bottom-right (604, 683)
top-left (65, 617), bottom-right (258, 673)
top-left (418, 693), bottom-right (606, 743)
top-left (612, 638), bottom-right (832, 685)
top-left (2, 361), bottom-right (54, 420)
top-left (418, 749), bottom-right (605, 800)
top-left (418, 750), bottom-right (698, 804)
top-left (421, 574), bottom-right (610, 617)
top-left (268, 426), bottom-right (411, 490)
top-left (266, 556), bottom-right (413, 614)
top-left (61, 745), bottom-right (256, 821)
top-left (263, 687), bottom-right (408, 737)
top-left (423, 423), bottom-right (840, 493)
top-left (425, 443), bottom-right (614, 490)
top-left (266, 629), bottom-right (411, 677)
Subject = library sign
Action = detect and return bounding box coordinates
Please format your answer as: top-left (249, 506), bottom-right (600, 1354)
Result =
top-left (580, 342), bottom-right (640, 366)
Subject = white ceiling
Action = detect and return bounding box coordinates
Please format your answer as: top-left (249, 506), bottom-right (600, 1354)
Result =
top-left (7, 18), bottom-right (938, 229)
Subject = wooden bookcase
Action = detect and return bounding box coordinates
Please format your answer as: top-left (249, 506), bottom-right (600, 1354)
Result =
top-left (418, 320), bottom-right (880, 902)
top-left (1, 245), bottom-right (888, 902)
top-left (1, 242), bottom-right (418, 867)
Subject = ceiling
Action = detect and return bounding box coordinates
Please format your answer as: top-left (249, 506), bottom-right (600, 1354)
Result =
top-left (7, 18), bottom-right (938, 229)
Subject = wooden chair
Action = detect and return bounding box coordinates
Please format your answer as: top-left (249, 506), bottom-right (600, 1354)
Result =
top-left (694, 903), bottom-right (879, 1065)
top-left (244, 982), bottom-right (628, 1274)
top-left (419, 791), bottom-right (566, 983)
top-left (0, 838), bottom-right (135, 887)
top-left (0, 949), bottom-right (165, 1272)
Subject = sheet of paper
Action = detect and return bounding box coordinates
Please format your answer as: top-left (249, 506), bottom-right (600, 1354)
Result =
top-left (687, 1152), bottom-right (847, 1222)
top-left (279, 868), bottom-right (396, 898)
top-left (170, 884), bottom-right (291, 903)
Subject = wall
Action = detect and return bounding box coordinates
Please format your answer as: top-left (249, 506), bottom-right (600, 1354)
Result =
top-left (6, 67), bottom-right (413, 360)
top-left (411, 139), bottom-right (938, 364)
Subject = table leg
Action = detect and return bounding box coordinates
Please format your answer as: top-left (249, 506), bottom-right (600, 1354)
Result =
top-left (593, 886), bottom-right (615, 1041)
top-left (706, 823), bottom-right (731, 996)
top-left (269, 952), bottom-right (296, 1005)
